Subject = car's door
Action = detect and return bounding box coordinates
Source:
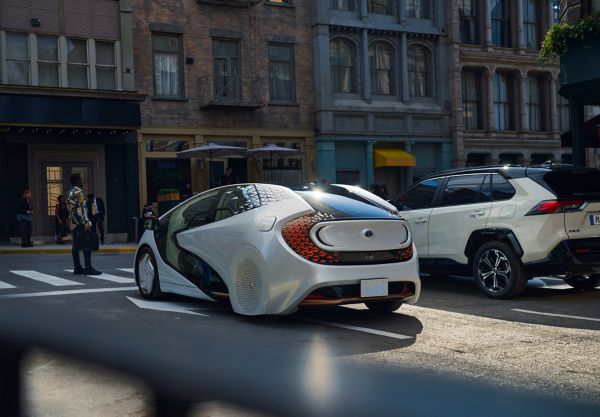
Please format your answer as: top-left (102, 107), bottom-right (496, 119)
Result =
top-left (427, 174), bottom-right (492, 264)
top-left (392, 178), bottom-right (442, 258)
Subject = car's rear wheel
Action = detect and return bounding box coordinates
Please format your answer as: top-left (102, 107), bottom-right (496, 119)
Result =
top-left (135, 247), bottom-right (163, 299)
top-left (365, 299), bottom-right (403, 313)
top-left (564, 274), bottom-right (600, 291)
top-left (473, 241), bottom-right (527, 299)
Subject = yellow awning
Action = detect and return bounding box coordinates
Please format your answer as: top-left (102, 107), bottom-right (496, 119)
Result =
top-left (374, 148), bottom-right (416, 168)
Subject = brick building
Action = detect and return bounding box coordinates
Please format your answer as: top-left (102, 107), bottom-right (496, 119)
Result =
top-left (132, 0), bottom-right (316, 208)
top-left (0, 0), bottom-right (143, 243)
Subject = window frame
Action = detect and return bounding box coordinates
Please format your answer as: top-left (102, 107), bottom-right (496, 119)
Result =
top-left (407, 0), bottom-right (431, 19)
top-left (212, 38), bottom-right (241, 100)
top-left (408, 44), bottom-right (433, 97)
top-left (367, 0), bottom-right (398, 16)
top-left (493, 72), bottom-right (514, 131)
top-left (462, 69), bottom-right (482, 130)
top-left (37, 35), bottom-right (60, 88)
top-left (152, 32), bottom-right (184, 99)
top-left (268, 42), bottom-right (295, 103)
top-left (459, 0), bottom-right (479, 44)
top-left (525, 74), bottom-right (544, 131)
top-left (394, 178), bottom-right (442, 210)
top-left (369, 41), bottom-right (395, 96)
top-left (5, 32), bottom-right (31, 86)
top-left (66, 37), bottom-right (89, 89)
top-left (95, 40), bottom-right (117, 91)
top-left (522, 0), bottom-right (541, 50)
top-left (330, 37), bottom-right (358, 94)
top-left (439, 174), bottom-right (489, 208)
top-left (491, 0), bottom-right (512, 47)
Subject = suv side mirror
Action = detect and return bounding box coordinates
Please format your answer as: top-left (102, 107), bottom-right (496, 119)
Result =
top-left (144, 217), bottom-right (159, 231)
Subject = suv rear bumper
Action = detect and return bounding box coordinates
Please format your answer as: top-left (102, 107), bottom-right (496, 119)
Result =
top-left (523, 238), bottom-right (600, 276)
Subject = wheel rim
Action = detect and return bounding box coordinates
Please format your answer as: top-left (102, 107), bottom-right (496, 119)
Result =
top-left (138, 253), bottom-right (155, 295)
top-left (477, 249), bottom-right (511, 293)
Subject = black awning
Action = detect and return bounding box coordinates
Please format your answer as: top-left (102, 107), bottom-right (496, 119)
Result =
top-left (561, 114), bottom-right (600, 148)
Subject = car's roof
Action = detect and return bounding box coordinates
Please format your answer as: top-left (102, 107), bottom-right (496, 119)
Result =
top-left (419, 163), bottom-right (600, 181)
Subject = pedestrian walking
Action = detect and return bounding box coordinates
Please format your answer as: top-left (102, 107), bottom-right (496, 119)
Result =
top-left (87, 193), bottom-right (106, 244)
top-left (54, 195), bottom-right (68, 244)
top-left (68, 173), bottom-right (101, 275)
top-left (16, 189), bottom-right (34, 247)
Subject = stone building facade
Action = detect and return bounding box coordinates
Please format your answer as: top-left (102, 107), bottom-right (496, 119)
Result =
top-left (447, 0), bottom-right (569, 168)
top-left (0, 0), bottom-right (142, 242)
top-left (312, 0), bottom-right (452, 197)
top-left (132, 0), bottom-right (315, 208)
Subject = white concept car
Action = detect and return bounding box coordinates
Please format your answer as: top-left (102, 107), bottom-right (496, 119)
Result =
top-left (135, 183), bottom-right (420, 316)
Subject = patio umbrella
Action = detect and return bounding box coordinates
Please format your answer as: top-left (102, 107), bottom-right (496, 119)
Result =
top-left (177, 143), bottom-right (247, 188)
top-left (245, 144), bottom-right (301, 182)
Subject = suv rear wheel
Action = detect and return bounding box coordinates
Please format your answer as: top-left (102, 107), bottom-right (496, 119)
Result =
top-left (473, 241), bottom-right (528, 299)
top-left (564, 274), bottom-right (600, 291)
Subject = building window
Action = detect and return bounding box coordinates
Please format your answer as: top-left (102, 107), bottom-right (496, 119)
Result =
top-left (407, 0), bottom-right (430, 19)
top-left (523, 0), bottom-right (540, 50)
top-left (368, 0), bottom-right (397, 16)
top-left (67, 38), bottom-right (88, 88)
top-left (493, 73), bottom-right (514, 130)
top-left (462, 69), bottom-right (482, 130)
top-left (269, 43), bottom-right (294, 102)
top-left (6, 32), bottom-right (30, 85)
top-left (96, 41), bottom-right (116, 90)
top-left (459, 0), bottom-right (479, 44)
top-left (37, 35), bottom-right (59, 87)
top-left (213, 39), bottom-right (240, 99)
top-left (491, 0), bottom-right (511, 47)
top-left (408, 45), bottom-right (432, 97)
top-left (152, 33), bottom-right (183, 98)
top-left (369, 42), bottom-right (394, 96)
top-left (330, 38), bottom-right (357, 94)
top-left (526, 75), bottom-right (543, 131)
top-left (330, 0), bottom-right (356, 10)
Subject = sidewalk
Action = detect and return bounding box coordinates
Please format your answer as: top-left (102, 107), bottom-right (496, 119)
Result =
top-left (0, 242), bottom-right (137, 255)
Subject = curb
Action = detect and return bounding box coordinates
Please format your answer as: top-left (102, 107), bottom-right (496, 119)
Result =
top-left (0, 247), bottom-right (137, 255)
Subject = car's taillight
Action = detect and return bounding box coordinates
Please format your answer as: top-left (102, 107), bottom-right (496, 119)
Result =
top-left (281, 215), bottom-right (339, 264)
top-left (525, 199), bottom-right (584, 215)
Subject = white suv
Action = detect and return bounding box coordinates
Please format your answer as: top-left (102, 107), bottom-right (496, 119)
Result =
top-left (392, 165), bottom-right (600, 298)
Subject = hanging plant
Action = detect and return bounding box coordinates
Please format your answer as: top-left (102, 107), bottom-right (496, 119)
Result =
top-left (540, 13), bottom-right (600, 64)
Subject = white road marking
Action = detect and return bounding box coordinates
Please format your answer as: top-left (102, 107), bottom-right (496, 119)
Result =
top-left (512, 309), bottom-right (600, 323)
top-left (10, 270), bottom-right (83, 286)
top-left (126, 296), bottom-right (209, 317)
top-left (0, 281), bottom-right (16, 289)
top-left (0, 287), bottom-right (138, 299)
top-left (65, 270), bottom-right (132, 283)
top-left (297, 317), bottom-right (413, 340)
top-left (118, 268), bottom-right (134, 274)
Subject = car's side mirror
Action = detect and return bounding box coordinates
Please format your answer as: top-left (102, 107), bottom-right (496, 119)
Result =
top-left (144, 217), bottom-right (159, 231)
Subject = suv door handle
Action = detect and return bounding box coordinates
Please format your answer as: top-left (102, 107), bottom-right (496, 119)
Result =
top-left (469, 211), bottom-right (486, 217)
top-left (415, 218), bottom-right (428, 224)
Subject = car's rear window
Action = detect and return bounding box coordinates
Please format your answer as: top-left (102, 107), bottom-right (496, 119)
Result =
top-left (296, 191), bottom-right (395, 219)
top-left (534, 170), bottom-right (600, 199)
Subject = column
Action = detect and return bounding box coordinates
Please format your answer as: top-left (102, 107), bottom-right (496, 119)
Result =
top-left (366, 141), bottom-right (374, 188)
top-left (314, 24), bottom-right (332, 108)
top-left (362, 29), bottom-right (371, 101)
top-left (438, 142), bottom-right (453, 170)
top-left (519, 72), bottom-right (528, 131)
top-left (570, 101), bottom-right (586, 167)
top-left (547, 0), bottom-right (555, 30)
top-left (316, 141), bottom-right (336, 182)
top-left (399, 0), bottom-right (407, 22)
top-left (484, 0), bottom-right (493, 47)
top-left (0, 32), bottom-right (7, 84)
top-left (360, 0), bottom-right (368, 20)
top-left (486, 68), bottom-right (496, 130)
top-left (119, 0), bottom-right (135, 91)
top-left (401, 32), bottom-right (409, 102)
top-left (548, 74), bottom-right (558, 132)
top-left (516, 0), bottom-right (525, 50)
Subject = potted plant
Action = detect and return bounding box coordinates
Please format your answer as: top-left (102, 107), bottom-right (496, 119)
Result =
top-left (540, 12), bottom-right (600, 63)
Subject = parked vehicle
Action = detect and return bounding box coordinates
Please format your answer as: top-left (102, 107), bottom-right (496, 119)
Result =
top-left (392, 164), bottom-right (600, 298)
top-left (135, 183), bottom-right (420, 315)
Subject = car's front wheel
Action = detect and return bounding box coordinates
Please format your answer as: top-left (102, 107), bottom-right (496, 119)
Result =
top-left (135, 247), bottom-right (163, 299)
top-left (473, 241), bottom-right (528, 299)
top-left (564, 274), bottom-right (600, 291)
top-left (365, 299), bottom-right (403, 313)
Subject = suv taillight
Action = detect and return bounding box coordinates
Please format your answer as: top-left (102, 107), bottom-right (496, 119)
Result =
top-left (525, 199), bottom-right (584, 216)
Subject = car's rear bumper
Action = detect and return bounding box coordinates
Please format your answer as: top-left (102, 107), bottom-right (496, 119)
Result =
top-left (523, 238), bottom-right (600, 276)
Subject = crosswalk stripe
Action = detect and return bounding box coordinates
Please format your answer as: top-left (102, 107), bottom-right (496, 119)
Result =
top-left (64, 270), bottom-right (133, 284)
top-left (0, 287), bottom-right (138, 299)
top-left (10, 271), bottom-right (83, 286)
top-left (0, 281), bottom-right (16, 289)
top-left (117, 268), bottom-right (134, 274)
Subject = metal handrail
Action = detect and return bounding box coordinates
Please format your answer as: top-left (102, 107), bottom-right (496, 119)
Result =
top-left (197, 74), bottom-right (264, 107)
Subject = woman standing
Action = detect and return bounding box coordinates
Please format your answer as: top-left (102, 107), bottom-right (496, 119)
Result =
top-left (16, 189), bottom-right (33, 247)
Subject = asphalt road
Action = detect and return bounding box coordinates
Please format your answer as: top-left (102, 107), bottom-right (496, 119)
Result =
top-left (1, 253), bottom-right (599, 416)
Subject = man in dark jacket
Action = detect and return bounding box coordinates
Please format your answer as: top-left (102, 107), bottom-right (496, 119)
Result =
top-left (16, 189), bottom-right (33, 247)
top-left (87, 193), bottom-right (106, 244)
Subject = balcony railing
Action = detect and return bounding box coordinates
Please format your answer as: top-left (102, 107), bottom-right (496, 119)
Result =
top-left (197, 74), bottom-right (265, 110)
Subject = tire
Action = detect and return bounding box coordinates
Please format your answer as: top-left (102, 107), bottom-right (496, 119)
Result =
top-left (365, 299), bottom-right (403, 313)
top-left (472, 240), bottom-right (528, 299)
top-left (564, 274), bottom-right (600, 291)
top-left (135, 247), bottom-right (163, 300)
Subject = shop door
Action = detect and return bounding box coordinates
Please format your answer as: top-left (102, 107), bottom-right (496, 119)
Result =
top-left (42, 163), bottom-right (94, 236)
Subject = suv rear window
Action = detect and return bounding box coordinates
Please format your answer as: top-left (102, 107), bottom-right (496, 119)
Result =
top-left (534, 170), bottom-right (600, 199)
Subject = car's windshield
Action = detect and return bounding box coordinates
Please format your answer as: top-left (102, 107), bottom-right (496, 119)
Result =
top-left (296, 191), bottom-right (396, 219)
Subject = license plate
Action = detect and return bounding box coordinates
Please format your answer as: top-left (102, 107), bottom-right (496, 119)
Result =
top-left (590, 214), bottom-right (600, 225)
top-left (360, 279), bottom-right (388, 298)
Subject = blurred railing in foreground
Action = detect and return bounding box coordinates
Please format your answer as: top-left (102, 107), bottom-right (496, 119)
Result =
top-left (0, 302), bottom-right (598, 417)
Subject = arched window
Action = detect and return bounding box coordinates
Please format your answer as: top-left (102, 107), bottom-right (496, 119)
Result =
top-left (408, 45), bottom-right (432, 97)
top-left (369, 42), bottom-right (394, 95)
top-left (330, 38), bottom-right (357, 93)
